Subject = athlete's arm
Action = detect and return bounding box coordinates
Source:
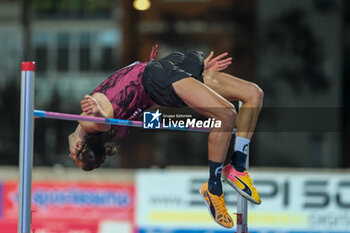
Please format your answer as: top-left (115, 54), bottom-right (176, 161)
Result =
top-left (204, 51), bottom-right (232, 71)
top-left (79, 93), bottom-right (114, 133)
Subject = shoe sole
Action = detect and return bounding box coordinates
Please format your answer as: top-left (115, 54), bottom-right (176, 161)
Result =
top-left (222, 174), bottom-right (260, 205)
top-left (199, 188), bottom-right (233, 228)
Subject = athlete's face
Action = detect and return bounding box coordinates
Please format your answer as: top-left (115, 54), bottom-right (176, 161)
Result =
top-left (69, 153), bottom-right (84, 168)
top-left (68, 133), bottom-right (84, 168)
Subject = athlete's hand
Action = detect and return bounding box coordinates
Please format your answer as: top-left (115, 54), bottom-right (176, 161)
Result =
top-left (204, 51), bottom-right (232, 71)
top-left (80, 95), bottom-right (102, 116)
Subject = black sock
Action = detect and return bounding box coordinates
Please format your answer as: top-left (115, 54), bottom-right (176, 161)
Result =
top-left (230, 151), bottom-right (247, 172)
top-left (208, 160), bottom-right (223, 196)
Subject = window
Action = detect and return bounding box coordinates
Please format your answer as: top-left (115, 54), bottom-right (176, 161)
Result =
top-left (33, 32), bottom-right (49, 73)
top-left (57, 33), bottom-right (69, 71)
top-left (79, 33), bottom-right (91, 71)
top-left (98, 29), bottom-right (120, 71)
top-left (33, 0), bottom-right (115, 19)
top-left (32, 28), bottom-right (121, 74)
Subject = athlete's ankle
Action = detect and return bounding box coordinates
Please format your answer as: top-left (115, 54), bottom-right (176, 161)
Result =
top-left (232, 163), bottom-right (246, 172)
top-left (230, 136), bottom-right (250, 172)
top-left (230, 151), bottom-right (247, 172)
top-left (208, 181), bottom-right (223, 196)
top-left (208, 160), bottom-right (223, 196)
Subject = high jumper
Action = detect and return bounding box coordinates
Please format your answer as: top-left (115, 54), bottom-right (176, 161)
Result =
top-left (67, 45), bottom-right (263, 228)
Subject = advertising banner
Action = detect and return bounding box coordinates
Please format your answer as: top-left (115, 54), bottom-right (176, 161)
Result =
top-left (136, 169), bottom-right (350, 233)
top-left (0, 219), bottom-right (133, 233)
top-left (0, 183), bottom-right (2, 220)
top-left (0, 181), bottom-right (135, 233)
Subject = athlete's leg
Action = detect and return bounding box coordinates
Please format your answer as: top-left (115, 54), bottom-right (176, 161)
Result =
top-left (172, 77), bottom-right (235, 228)
top-left (203, 70), bottom-right (263, 139)
top-left (173, 77), bottom-right (236, 163)
top-left (203, 70), bottom-right (263, 205)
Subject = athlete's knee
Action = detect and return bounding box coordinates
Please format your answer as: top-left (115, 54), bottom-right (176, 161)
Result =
top-left (218, 105), bottom-right (236, 129)
top-left (247, 82), bottom-right (264, 106)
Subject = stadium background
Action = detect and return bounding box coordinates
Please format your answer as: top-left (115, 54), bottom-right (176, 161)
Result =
top-left (0, 0), bottom-right (349, 232)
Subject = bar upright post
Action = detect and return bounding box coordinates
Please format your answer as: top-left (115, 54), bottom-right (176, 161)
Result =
top-left (236, 101), bottom-right (248, 233)
top-left (18, 61), bottom-right (35, 233)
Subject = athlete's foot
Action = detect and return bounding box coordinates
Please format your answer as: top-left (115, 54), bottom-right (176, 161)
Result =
top-left (199, 182), bottom-right (234, 228)
top-left (222, 163), bottom-right (261, 205)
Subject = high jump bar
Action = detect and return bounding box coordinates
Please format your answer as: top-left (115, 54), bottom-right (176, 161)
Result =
top-left (34, 110), bottom-right (237, 134)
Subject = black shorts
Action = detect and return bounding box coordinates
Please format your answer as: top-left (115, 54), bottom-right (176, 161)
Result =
top-left (142, 50), bottom-right (204, 107)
